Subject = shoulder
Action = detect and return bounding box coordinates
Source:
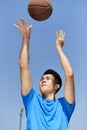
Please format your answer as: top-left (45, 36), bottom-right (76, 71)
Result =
top-left (23, 88), bottom-right (42, 99)
top-left (22, 88), bottom-right (41, 103)
top-left (58, 97), bottom-right (75, 121)
top-left (22, 88), bottom-right (35, 98)
top-left (58, 97), bottom-right (75, 106)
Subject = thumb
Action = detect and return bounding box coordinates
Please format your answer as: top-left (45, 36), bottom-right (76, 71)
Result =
top-left (28, 25), bottom-right (33, 33)
top-left (29, 25), bottom-right (33, 29)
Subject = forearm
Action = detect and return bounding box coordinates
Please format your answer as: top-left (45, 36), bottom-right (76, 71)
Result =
top-left (56, 46), bottom-right (74, 78)
top-left (19, 37), bottom-right (30, 67)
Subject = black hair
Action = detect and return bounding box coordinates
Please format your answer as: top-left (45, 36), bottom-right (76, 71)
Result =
top-left (43, 69), bottom-right (62, 93)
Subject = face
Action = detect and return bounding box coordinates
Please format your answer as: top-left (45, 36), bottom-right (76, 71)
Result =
top-left (39, 74), bottom-right (56, 96)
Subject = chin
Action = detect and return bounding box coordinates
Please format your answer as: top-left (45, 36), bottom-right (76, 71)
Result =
top-left (40, 88), bottom-right (47, 95)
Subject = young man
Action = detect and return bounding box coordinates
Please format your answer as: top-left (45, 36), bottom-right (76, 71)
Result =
top-left (14, 18), bottom-right (75, 130)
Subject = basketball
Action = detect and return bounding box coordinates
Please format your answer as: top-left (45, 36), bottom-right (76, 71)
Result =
top-left (28, 0), bottom-right (53, 21)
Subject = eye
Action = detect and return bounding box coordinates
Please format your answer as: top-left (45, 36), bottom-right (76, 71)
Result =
top-left (46, 77), bottom-right (50, 80)
top-left (40, 77), bottom-right (45, 81)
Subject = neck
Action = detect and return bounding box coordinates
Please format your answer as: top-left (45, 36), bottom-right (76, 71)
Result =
top-left (43, 93), bottom-right (55, 100)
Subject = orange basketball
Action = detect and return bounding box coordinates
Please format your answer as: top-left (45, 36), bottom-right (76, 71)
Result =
top-left (28, 0), bottom-right (53, 21)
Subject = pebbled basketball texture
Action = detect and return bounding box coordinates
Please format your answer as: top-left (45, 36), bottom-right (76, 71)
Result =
top-left (28, 0), bottom-right (53, 21)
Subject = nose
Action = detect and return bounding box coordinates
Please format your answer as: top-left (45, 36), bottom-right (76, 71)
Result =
top-left (42, 78), bottom-right (46, 83)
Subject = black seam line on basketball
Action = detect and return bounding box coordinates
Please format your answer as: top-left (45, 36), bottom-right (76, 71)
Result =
top-left (28, 5), bottom-right (51, 7)
top-left (28, 0), bottom-right (50, 7)
top-left (44, 0), bottom-right (50, 6)
top-left (30, 8), bottom-right (52, 17)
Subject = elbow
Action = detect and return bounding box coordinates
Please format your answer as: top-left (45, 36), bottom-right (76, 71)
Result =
top-left (19, 55), bottom-right (29, 67)
top-left (66, 69), bottom-right (74, 79)
top-left (19, 59), bottom-right (28, 68)
top-left (69, 69), bottom-right (74, 77)
top-left (19, 54), bottom-right (29, 67)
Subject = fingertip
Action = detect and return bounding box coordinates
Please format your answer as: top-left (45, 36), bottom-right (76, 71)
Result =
top-left (13, 24), bottom-right (16, 27)
top-left (20, 17), bottom-right (23, 19)
top-left (16, 18), bottom-right (18, 21)
top-left (30, 25), bottom-right (33, 28)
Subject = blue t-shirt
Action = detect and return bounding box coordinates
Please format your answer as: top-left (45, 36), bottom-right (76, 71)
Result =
top-left (22, 88), bottom-right (75, 130)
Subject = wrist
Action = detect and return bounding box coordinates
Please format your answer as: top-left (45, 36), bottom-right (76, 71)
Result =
top-left (56, 45), bottom-right (62, 51)
top-left (23, 35), bottom-right (30, 42)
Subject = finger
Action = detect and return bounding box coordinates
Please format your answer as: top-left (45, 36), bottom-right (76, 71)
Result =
top-left (20, 18), bottom-right (26, 24)
top-left (59, 30), bottom-right (65, 38)
top-left (27, 25), bottom-right (33, 34)
top-left (16, 19), bottom-right (22, 26)
top-left (59, 30), bottom-right (63, 35)
top-left (13, 24), bottom-right (19, 29)
top-left (27, 25), bottom-right (33, 32)
top-left (29, 25), bottom-right (33, 29)
top-left (20, 18), bottom-right (28, 27)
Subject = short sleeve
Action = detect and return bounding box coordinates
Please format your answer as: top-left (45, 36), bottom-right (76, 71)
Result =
top-left (21, 88), bottom-right (36, 115)
top-left (59, 97), bottom-right (75, 122)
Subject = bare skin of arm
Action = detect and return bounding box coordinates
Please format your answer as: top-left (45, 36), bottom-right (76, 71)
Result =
top-left (14, 18), bottom-right (32, 96)
top-left (56, 31), bottom-right (75, 104)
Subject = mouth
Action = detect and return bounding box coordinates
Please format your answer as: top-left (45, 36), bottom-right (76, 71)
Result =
top-left (41, 84), bottom-right (47, 87)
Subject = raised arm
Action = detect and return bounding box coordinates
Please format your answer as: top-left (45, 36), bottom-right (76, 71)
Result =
top-left (56, 30), bottom-right (75, 104)
top-left (14, 18), bottom-right (32, 96)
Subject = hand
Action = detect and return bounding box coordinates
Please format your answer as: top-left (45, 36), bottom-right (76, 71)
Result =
top-left (13, 18), bottom-right (32, 39)
top-left (56, 30), bottom-right (65, 49)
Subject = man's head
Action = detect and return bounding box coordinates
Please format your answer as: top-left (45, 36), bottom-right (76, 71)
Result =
top-left (39, 69), bottom-right (62, 99)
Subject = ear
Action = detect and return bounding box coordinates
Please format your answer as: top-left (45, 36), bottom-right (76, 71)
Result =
top-left (54, 84), bottom-right (60, 92)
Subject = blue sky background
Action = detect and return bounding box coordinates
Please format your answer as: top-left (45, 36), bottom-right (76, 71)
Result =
top-left (0, 0), bottom-right (87, 130)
